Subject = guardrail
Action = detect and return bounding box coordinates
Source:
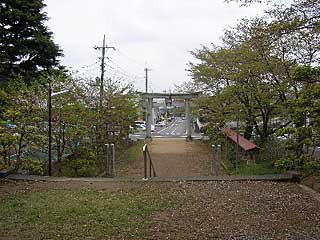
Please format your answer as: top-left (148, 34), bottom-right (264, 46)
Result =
top-left (105, 144), bottom-right (115, 177)
top-left (143, 144), bottom-right (157, 179)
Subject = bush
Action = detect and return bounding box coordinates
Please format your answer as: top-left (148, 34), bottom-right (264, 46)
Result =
top-left (63, 147), bottom-right (96, 177)
top-left (0, 161), bottom-right (6, 170)
top-left (21, 158), bottom-right (44, 175)
top-left (275, 157), bottom-right (294, 171)
top-left (275, 154), bottom-right (310, 171)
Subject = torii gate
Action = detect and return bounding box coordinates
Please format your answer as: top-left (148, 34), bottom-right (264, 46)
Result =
top-left (140, 92), bottom-right (199, 140)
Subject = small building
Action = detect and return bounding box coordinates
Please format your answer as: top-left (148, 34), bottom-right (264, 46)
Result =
top-left (223, 128), bottom-right (259, 163)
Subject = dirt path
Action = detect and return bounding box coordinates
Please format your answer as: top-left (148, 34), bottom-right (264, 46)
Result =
top-left (149, 139), bottom-right (211, 177)
top-left (117, 139), bottom-right (212, 178)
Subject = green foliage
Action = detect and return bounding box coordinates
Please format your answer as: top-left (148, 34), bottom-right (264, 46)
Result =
top-left (188, 0), bottom-right (320, 174)
top-left (117, 141), bottom-right (144, 176)
top-left (231, 161), bottom-right (281, 175)
top-left (0, 78), bottom-right (46, 169)
top-left (275, 154), bottom-right (313, 171)
top-left (0, 161), bottom-right (5, 170)
top-left (305, 159), bottom-right (320, 172)
top-left (274, 156), bottom-right (295, 170)
top-left (0, 70), bottom-right (141, 176)
top-left (0, 0), bottom-right (62, 82)
top-left (21, 158), bottom-right (44, 175)
top-left (63, 147), bottom-right (96, 177)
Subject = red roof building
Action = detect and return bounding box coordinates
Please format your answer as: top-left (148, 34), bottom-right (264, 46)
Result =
top-left (223, 128), bottom-right (258, 152)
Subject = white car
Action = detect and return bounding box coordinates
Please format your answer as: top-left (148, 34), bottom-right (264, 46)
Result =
top-left (135, 123), bottom-right (146, 131)
top-left (155, 121), bottom-right (165, 127)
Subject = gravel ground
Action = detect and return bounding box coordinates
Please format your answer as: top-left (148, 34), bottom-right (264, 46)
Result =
top-left (143, 181), bottom-right (320, 240)
top-left (1, 180), bottom-right (320, 239)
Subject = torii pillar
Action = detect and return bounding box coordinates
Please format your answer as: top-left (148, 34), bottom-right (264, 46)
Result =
top-left (146, 97), bottom-right (153, 140)
top-left (185, 98), bottom-right (192, 141)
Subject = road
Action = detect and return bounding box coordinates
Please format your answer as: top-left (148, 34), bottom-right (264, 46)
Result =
top-left (129, 117), bottom-right (205, 140)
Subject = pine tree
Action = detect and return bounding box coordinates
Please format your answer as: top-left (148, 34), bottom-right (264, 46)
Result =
top-left (0, 0), bottom-right (63, 82)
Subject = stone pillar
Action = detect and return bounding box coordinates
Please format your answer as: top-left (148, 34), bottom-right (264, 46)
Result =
top-left (146, 97), bottom-right (153, 139)
top-left (185, 98), bottom-right (192, 141)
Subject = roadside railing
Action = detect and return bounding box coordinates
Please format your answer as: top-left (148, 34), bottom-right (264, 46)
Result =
top-left (143, 144), bottom-right (157, 179)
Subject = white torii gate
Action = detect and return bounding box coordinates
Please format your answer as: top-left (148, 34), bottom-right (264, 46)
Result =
top-left (140, 92), bottom-right (199, 141)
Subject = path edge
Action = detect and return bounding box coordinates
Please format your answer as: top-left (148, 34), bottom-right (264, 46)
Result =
top-left (4, 173), bottom-right (298, 183)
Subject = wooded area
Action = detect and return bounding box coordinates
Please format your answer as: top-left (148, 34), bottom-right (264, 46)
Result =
top-left (187, 0), bottom-right (320, 174)
top-left (0, 0), bottom-right (140, 176)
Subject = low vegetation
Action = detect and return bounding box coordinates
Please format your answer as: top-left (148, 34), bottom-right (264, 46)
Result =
top-left (0, 188), bottom-right (170, 239)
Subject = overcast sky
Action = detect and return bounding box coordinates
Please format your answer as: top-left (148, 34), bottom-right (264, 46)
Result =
top-left (44, 0), bottom-right (268, 92)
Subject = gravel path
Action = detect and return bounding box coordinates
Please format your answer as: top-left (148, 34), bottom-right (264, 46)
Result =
top-left (144, 181), bottom-right (320, 240)
top-left (117, 139), bottom-right (212, 178)
top-left (149, 139), bottom-right (212, 177)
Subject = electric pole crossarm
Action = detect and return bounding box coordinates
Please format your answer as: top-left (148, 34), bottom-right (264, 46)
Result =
top-left (94, 34), bottom-right (115, 110)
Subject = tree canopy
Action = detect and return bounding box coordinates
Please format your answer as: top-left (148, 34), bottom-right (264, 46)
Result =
top-left (188, 0), bottom-right (320, 171)
top-left (0, 0), bottom-right (62, 82)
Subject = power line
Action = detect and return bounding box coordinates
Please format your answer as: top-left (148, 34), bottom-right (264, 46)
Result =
top-left (94, 34), bottom-right (115, 110)
top-left (106, 58), bottom-right (144, 79)
top-left (116, 49), bottom-right (146, 69)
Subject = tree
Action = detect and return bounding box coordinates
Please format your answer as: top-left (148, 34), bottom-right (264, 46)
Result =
top-left (1, 78), bottom-right (46, 170)
top-left (188, 0), bottom-right (320, 174)
top-left (0, 0), bottom-right (62, 82)
top-left (277, 66), bottom-right (320, 169)
top-left (189, 0), bottom-right (319, 145)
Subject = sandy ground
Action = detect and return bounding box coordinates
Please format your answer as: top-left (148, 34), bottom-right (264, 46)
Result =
top-left (150, 139), bottom-right (212, 177)
top-left (118, 139), bottom-right (212, 178)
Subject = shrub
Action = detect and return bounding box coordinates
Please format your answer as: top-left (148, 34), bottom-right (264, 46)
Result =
top-left (63, 147), bottom-right (96, 177)
top-left (21, 158), bottom-right (44, 175)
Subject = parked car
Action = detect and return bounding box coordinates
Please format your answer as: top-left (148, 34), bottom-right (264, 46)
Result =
top-left (155, 121), bottom-right (165, 127)
top-left (134, 120), bottom-right (146, 130)
top-left (137, 124), bottom-right (146, 131)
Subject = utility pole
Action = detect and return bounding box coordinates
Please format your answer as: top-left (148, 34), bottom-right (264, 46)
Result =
top-left (144, 68), bottom-right (151, 93)
top-left (47, 78), bottom-right (69, 176)
top-left (94, 34), bottom-right (115, 110)
top-left (48, 79), bottom-right (52, 176)
top-left (94, 35), bottom-right (115, 169)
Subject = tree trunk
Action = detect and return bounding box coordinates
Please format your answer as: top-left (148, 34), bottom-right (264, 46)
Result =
top-left (244, 124), bottom-right (253, 140)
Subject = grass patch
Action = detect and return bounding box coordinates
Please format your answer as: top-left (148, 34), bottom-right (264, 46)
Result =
top-left (0, 189), bottom-right (169, 239)
top-left (117, 141), bottom-right (144, 176)
top-left (120, 141), bottom-right (144, 163)
top-left (225, 160), bottom-right (281, 175)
